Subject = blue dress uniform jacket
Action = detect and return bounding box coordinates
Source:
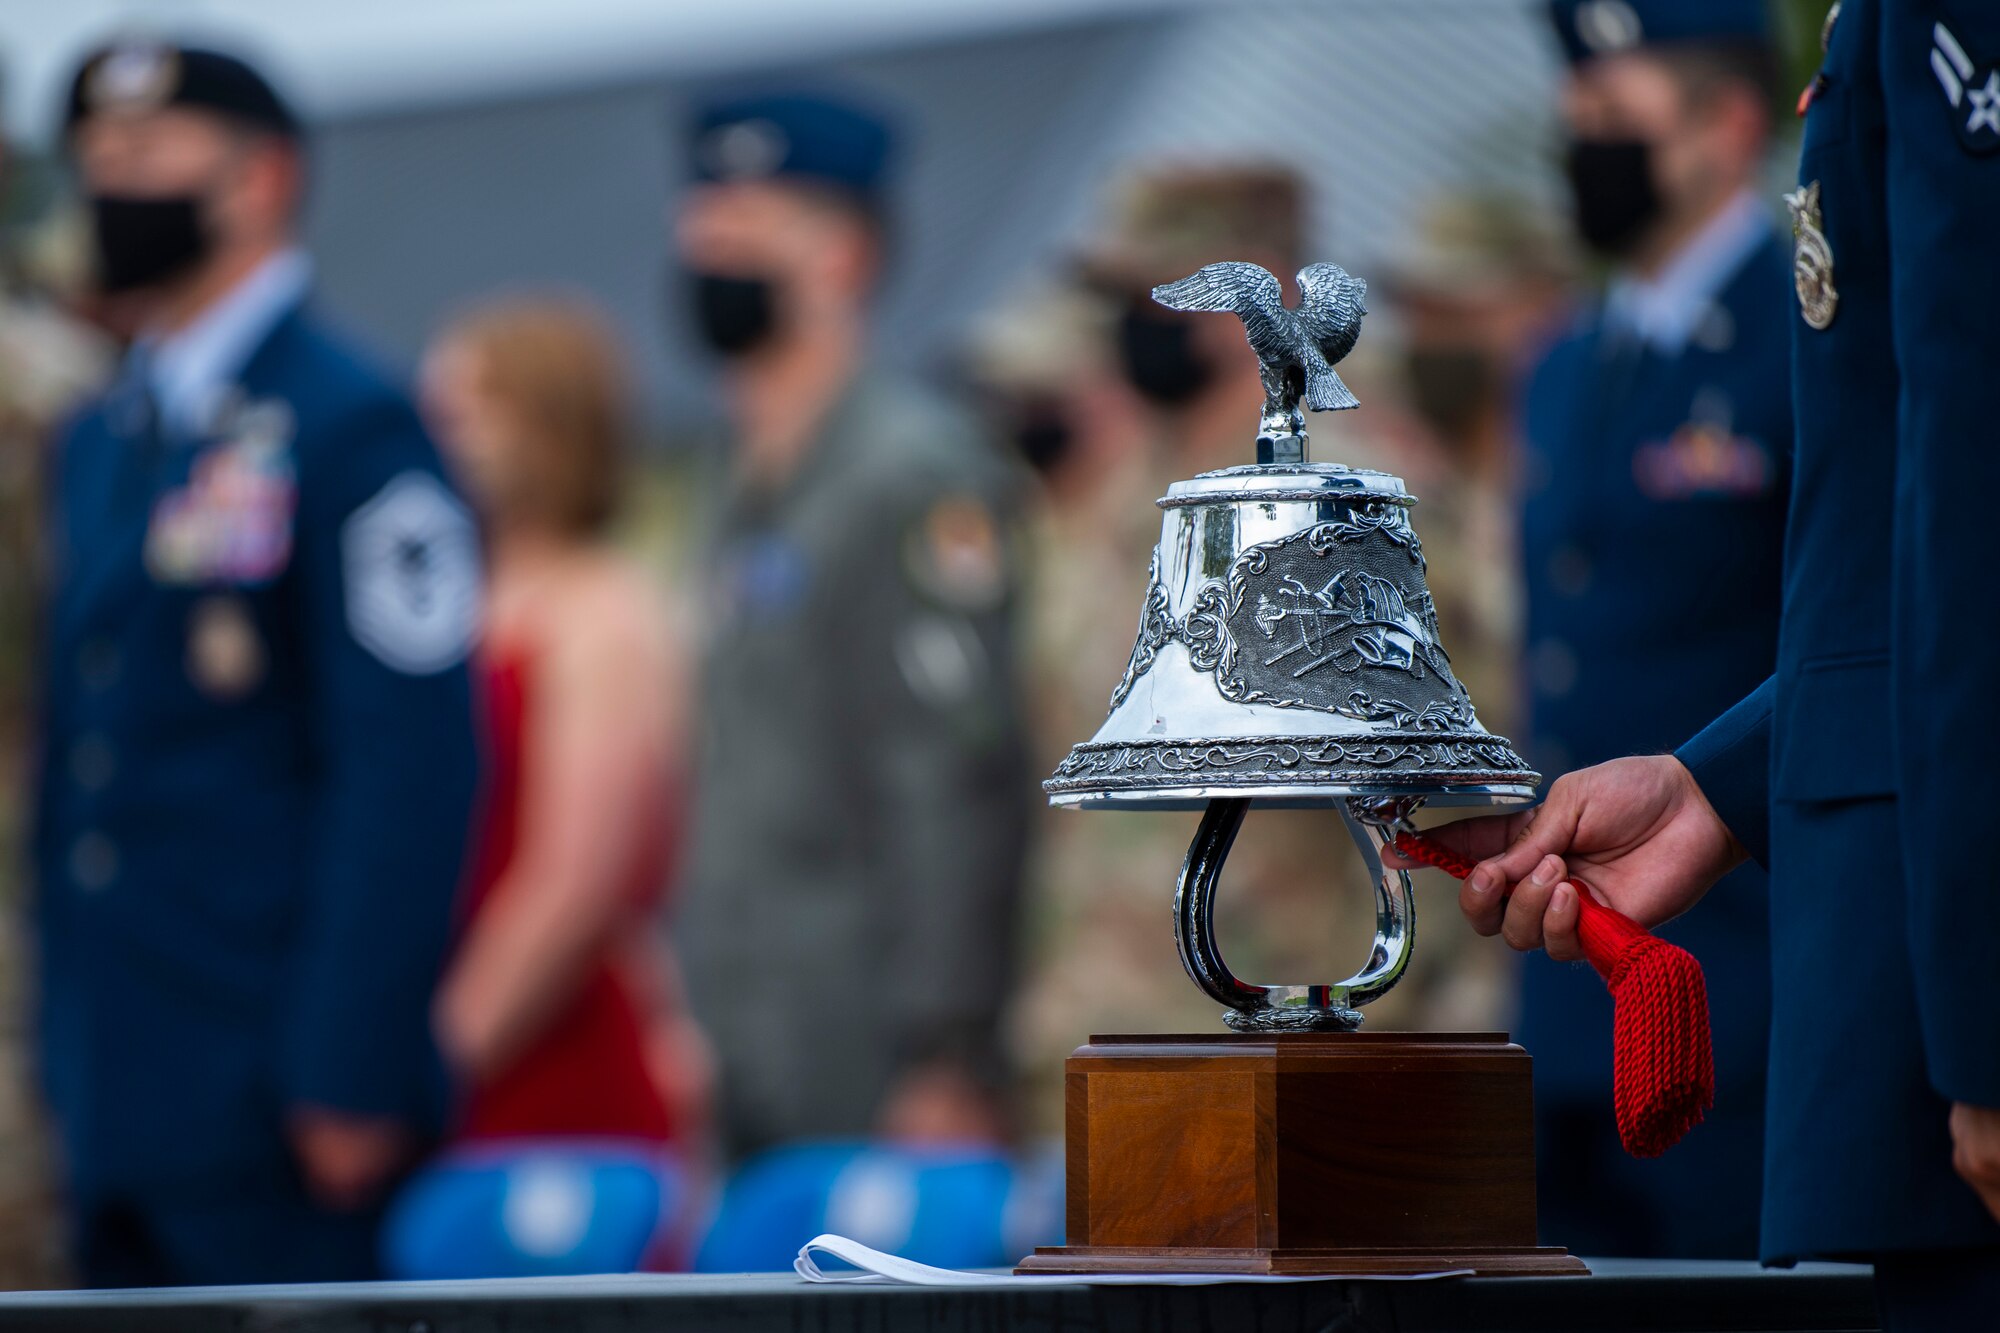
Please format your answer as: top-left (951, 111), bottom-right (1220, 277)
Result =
top-left (1517, 220), bottom-right (1792, 1257)
top-left (1680, 0), bottom-right (2000, 1263)
top-left (30, 289), bottom-right (480, 1276)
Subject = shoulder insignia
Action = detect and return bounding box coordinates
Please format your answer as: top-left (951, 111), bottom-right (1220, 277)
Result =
top-left (341, 471), bottom-right (480, 674)
top-left (903, 494), bottom-right (1007, 612)
top-left (1932, 22), bottom-right (2000, 155)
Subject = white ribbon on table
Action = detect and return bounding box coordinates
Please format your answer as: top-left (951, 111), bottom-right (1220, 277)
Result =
top-left (793, 1234), bottom-right (1472, 1287)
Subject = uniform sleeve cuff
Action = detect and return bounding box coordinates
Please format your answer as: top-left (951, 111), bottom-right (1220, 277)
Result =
top-left (1675, 676), bottom-right (1776, 868)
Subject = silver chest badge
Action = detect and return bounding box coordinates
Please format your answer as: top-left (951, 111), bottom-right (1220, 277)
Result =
top-left (1784, 180), bottom-right (1838, 330)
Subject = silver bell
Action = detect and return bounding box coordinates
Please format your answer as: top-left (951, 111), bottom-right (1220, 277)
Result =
top-left (1045, 260), bottom-right (1537, 1032)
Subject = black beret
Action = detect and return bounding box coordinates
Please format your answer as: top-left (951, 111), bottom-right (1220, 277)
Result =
top-left (65, 41), bottom-right (300, 140)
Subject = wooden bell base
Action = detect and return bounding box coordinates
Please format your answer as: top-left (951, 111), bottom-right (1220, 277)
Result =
top-left (1016, 1032), bottom-right (1587, 1278)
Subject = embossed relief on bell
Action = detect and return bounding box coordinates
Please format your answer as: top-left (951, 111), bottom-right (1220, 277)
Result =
top-left (1199, 515), bottom-right (1473, 727)
top-left (1092, 488), bottom-right (1489, 728)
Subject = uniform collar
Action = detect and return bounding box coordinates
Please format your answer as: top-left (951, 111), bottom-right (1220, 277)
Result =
top-left (133, 246), bottom-right (312, 441)
top-left (724, 369), bottom-right (877, 520)
top-left (1602, 190), bottom-right (1768, 356)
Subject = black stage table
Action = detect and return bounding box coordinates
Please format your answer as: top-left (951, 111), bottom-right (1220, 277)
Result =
top-left (0, 1259), bottom-right (1876, 1332)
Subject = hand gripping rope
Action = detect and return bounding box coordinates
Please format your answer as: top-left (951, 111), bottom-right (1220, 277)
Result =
top-left (1392, 830), bottom-right (1715, 1158)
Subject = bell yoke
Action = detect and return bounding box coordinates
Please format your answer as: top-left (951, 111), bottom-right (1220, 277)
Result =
top-left (1045, 259), bottom-right (1539, 1032)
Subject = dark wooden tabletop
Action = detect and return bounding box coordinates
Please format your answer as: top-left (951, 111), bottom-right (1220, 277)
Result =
top-left (0, 1259), bottom-right (1877, 1333)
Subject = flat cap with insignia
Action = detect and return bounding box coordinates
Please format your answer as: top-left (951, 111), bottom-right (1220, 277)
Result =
top-left (1549, 0), bottom-right (1772, 65)
top-left (689, 91), bottom-right (895, 202)
top-left (65, 40), bottom-right (300, 140)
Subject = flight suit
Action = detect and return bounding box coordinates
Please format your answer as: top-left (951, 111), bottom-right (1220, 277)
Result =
top-left (1518, 225), bottom-right (1793, 1257)
top-left (31, 299), bottom-right (481, 1284)
top-left (1680, 0), bottom-right (2000, 1267)
top-left (678, 375), bottom-right (1029, 1158)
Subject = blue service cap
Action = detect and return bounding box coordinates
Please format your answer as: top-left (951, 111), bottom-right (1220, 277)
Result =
top-left (1549, 0), bottom-right (1772, 65)
top-left (688, 92), bottom-right (894, 200)
top-left (65, 39), bottom-right (300, 139)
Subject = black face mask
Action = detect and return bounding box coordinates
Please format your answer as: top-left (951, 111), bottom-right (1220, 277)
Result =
top-left (1562, 138), bottom-right (1664, 259)
top-left (685, 270), bottom-right (778, 357)
top-left (89, 194), bottom-right (212, 294)
top-left (1008, 399), bottom-right (1075, 476)
top-left (1116, 304), bottom-right (1214, 407)
top-left (1404, 346), bottom-right (1499, 441)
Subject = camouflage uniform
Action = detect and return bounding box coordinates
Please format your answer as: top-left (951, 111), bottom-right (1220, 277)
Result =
top-left (0, 202), bottom-right (112, 1287)
top-left (1374, 193), bottom-right (1575, 752)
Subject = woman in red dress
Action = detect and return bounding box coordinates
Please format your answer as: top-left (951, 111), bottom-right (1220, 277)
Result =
top-left (412, 297), bottom-right (710, 1266)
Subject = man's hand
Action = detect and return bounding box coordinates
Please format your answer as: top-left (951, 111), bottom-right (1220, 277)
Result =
top-left (1383, 755), bottom-right (1746, 962)
top-left (287, 1106), bottom-right (410, 1211)
top-left (1950, 1102), bottom-right (2000, 1224)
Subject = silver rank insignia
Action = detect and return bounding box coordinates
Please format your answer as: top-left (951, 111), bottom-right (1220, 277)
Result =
top-left (1932, 23), bottom-right (2000, 156)
top-left (86, 44), bottom-right (180, 117)
top-left (1784, 181), bottom-right (1838, 331)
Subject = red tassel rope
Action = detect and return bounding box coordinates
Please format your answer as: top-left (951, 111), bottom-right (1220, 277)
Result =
top-left (1392, 830), bottom-right (1715, 1158)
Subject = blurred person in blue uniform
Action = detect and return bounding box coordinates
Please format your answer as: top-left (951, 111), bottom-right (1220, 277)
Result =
top-left (31, 41), bottom-right (481, 1285)
top-left (670, 93), bottom-right (1027, 1161)
top-left (1516, 0), bottom-right (1791, 1257)
top-left (1393, 0), bottom-right (2000, 1323)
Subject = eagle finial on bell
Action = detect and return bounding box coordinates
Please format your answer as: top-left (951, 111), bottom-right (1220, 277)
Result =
top-left (1150, 259), bottom-right (1368, 461)
top-left (1047, 259), bottom-right (1538, 1032)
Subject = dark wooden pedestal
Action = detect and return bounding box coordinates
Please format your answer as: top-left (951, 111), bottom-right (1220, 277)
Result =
top-left (1016, 1032), bottom-right (1587, 1277)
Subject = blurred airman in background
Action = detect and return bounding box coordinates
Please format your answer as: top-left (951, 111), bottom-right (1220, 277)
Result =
top-left (670, 91), bottom-right (1030, 1159)
top-left (0, 82), bottom-right (114, 1292)
top-left (34, 41), bottom-right (482, 1284)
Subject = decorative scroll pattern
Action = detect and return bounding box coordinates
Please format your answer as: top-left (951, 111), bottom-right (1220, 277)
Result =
top-left (1181, 581), bottom-right (1237, 676)
top-left (1310, 508), bottom-right (1427, 570)
top-left (1108, 549), bottom-right (1175, 711)
top-left (1045, 732), bottom-right (1537, 796)
top-left (1223, 1004), bottom-right (1362, 1032)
